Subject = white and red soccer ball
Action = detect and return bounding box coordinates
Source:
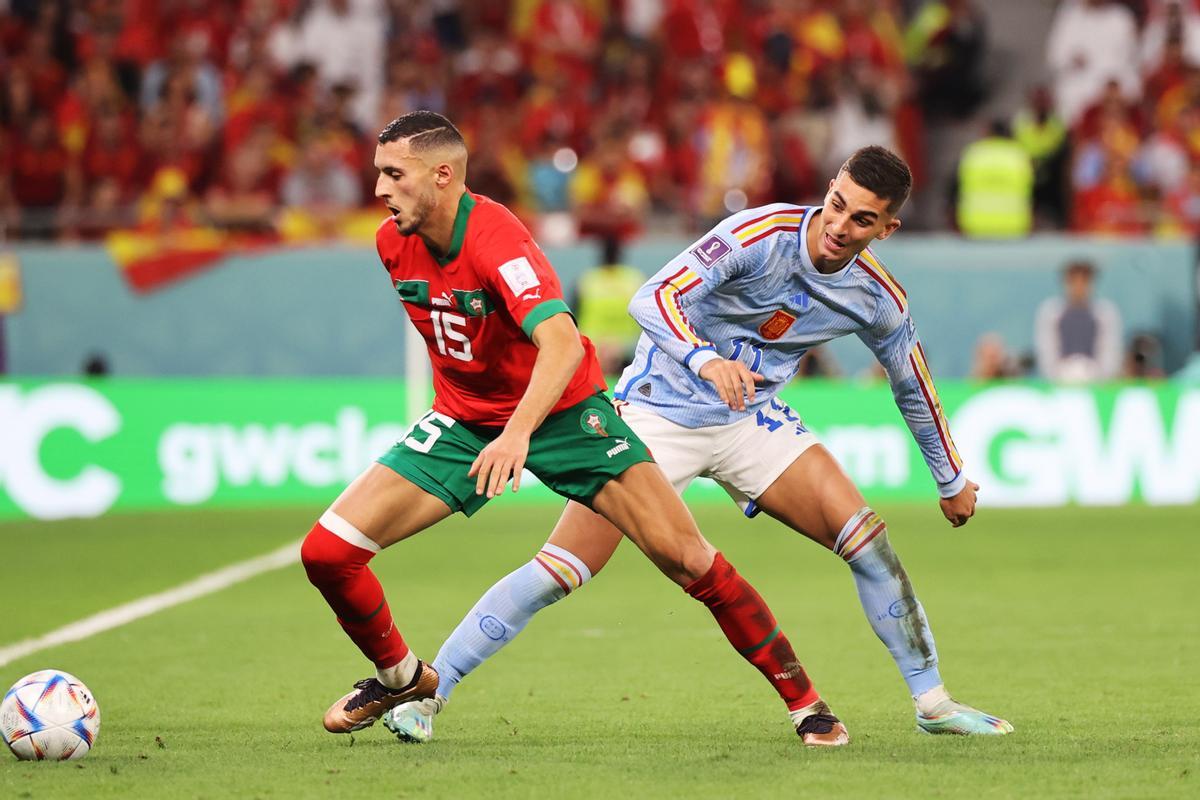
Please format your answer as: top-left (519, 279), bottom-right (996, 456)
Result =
top-left (1, 670), bottom-right (100, 761)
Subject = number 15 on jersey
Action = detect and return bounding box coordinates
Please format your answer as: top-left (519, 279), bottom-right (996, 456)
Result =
top-left (431, 310), bottom-right (472, 362)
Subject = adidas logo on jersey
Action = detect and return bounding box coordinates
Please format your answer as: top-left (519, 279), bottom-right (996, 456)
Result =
top-left (638, 383), bottom-right (652, 397)
top-left (606, 438), bottom-right (631, 458)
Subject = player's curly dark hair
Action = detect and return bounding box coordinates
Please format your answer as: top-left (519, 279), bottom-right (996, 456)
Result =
top-left (841, 146), bottom-right (912, 214)
top-left (378, 111), bottom-right (466, 152)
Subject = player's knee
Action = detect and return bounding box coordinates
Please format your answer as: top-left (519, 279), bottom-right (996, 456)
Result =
top-left (660, 541), bottom-right (717, 586)
top-left (834, 506), bottom-right (890, 562)
top-left (301, 522), bottom-right (350, 584)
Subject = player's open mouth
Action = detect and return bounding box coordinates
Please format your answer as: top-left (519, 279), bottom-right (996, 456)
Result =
top-left (824, 232), bottom-right (844, 251)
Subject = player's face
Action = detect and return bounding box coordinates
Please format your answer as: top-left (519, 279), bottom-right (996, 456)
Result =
top-left (813, 173), bottom-right (901, 269)
top-left (374, 141), bottom-right (438, 236)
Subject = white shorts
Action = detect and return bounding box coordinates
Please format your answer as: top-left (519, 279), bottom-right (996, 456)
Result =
top-left (616, 399), bottom-right (820, 517)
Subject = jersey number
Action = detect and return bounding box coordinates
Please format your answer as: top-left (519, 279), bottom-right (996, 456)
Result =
top-left (403, 411), bottom-right (455, 453)
top-left (431, 310), bottom-right (473, 362)
top-left (730, 338), bottom-right (764, 372)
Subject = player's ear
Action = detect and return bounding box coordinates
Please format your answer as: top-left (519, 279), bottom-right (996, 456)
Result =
top-left (875, 217), bottom-right (901, 241)
top-left (433, 161), bottom-right (455, 189)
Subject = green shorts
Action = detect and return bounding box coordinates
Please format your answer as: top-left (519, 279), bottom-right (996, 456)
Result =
top-left (377, 394), bottom-right (654, 516)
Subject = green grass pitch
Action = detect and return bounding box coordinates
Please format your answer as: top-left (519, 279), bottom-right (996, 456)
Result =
top-left (1, 502), bottom-right (1197, 799)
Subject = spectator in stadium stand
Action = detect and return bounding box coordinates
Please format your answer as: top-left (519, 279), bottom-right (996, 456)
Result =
top-left (382, 58), bottom-right (448, 121)
top-left (1072, 86), bottom-right (1142, 187)
top-left (1124, 331), bottom-right (1168, 378)
top-left (524, 0), bottom-right (604, 88)
top-left (221, 59), bottom-right (288, 155)
top-left (14, 26), bottom-right (68, 114)
top-left (1073, 153), bottom-right (1149, 235)
top-left (660, 0), bottom-right (732, 62)
top-left (1075, 78), bottom-right (1147, 142)
top-left (140, 69), bottom-right (221, 195)
top-left (690, 53), bottom-right (771, 226)
top-left (1159, 154), bottom-right (1200, 235)
top-left (573, 237), bottom-right (646, 376)
top-left (268, 0), bottom-right (385, 134)
top-left (1142, 0), bottom-right (1200, 73)
top-left (1047, 0), bottom-right (1141, 127)
top-left (1133, 118), bottom-right (1189, 222)
top-left (1012, 85), bottom-right (1069, 229)
top-left (1, 53), bottom-right (36, 132)
top-left (525, 131), bottom-right (574, 215)
top-left (203, 137), bottom-right (279, 234)
top-left (823, 57), bottom-right (900, 177)
top-left (517, 71), bottom-right (594, 156)
top-left (280, 132), bottom-right (363, 240)
top-left (903, 0), bottom-right (988, 120)
top-left (5, 108), bottom-right (69, 240)
top-left (58, 44), bottom-right (136, 157)
top-left (1143, 31), bottom-right (1195, 109)
top-left (135, 167), bottom-right (199, 232)
top-left (452, 27), bottom-right (524, 110)
top-left (570, 127), bottom-right (651, 242)
top-left (953, 119), bottom-right (1033, 239)
top-left (73, 107), bottom-right (145, 209)
top-left (969, 332), bottom-right (1021, 380)
top-left (139, 29), bottom-right (225, 126)
top-left (1034, 260), bottom-right (1124, 383)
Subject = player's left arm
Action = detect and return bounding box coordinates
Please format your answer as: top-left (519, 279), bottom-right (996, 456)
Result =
top-left (469, 312), bottom-right (583, 498)
top-left (469, 223), bottom-right (585, 498)
top-left (858, 303), bottom-right (979, 527)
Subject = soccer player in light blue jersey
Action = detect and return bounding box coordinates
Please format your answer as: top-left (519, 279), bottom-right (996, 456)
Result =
top-left (388, 146), bottom-right (1012, 742)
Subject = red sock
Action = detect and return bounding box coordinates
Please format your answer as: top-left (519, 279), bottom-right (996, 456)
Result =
top-left (301, 521), bottom-right (409, 669)
top-left (684, 552), bottom-right (819, 711)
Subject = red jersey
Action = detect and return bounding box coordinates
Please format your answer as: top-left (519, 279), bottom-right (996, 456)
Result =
top-left (376, 190), bottom-right (606, 426)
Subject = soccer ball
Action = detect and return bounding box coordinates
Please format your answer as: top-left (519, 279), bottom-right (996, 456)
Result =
top-left (1, 670), bottom-right (100, 761)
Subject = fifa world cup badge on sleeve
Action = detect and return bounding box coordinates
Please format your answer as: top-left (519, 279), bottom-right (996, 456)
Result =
top-left (498, 256), bottom-right (540, 295)
top-left (690, 235), bottom-right (732, 268)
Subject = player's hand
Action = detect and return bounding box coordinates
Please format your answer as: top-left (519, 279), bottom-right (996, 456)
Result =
top-left (698, 359), bottom-right (764, 411)
top-left (939, 480), bottom-right (980, 527)
top-left (469, 428), bottom-right (531, 498)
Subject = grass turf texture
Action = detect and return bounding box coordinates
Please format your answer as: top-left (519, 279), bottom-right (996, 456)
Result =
top-left (1, 503), bottom-right (1197, 799)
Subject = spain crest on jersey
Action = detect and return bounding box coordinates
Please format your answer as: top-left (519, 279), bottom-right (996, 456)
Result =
top-left (758, 309), bottom-right (797, 340)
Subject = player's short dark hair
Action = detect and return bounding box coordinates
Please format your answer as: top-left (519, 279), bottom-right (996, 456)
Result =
top-left (840, 146), bottom-right (912, 214)
top-left (378, 111), bottom-right (466, 153)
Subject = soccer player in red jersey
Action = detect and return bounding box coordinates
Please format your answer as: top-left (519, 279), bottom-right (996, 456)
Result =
top-left (300, 111), bottom-right (848, 745)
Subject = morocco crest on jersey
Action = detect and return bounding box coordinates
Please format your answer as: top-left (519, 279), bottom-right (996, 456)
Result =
top-left (580, 409), bottom-right (609, 437)
top-left (758, 309), bottom-right (797, 340)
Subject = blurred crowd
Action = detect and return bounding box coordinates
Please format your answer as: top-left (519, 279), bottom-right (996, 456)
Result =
top-left (0, 0), bottom-right (993, 243)
top-left (972, 0), bottom-right (1200, 239)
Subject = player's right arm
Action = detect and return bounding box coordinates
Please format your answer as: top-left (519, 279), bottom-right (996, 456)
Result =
top-left (627, 205), bottom-right (796, 408)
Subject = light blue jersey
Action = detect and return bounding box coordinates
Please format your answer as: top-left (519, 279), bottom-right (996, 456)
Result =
top-left (613, 203), bottom-right (965, 498)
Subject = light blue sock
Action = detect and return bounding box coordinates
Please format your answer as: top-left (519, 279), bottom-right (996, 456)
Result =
top-left (432, 543), bottom-right (591, 699)
top-left (834, 507), bottom-right (942, 697)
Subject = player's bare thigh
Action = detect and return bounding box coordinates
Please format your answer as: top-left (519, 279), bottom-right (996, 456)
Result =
top-left (590, 461), bottom-right (716, 586)
top-left (753, 444), bottom-right (866, 551)
top-left (329, 463), bottom-right (454, 548)
top-left (546, 500), bottom-right (624, 576)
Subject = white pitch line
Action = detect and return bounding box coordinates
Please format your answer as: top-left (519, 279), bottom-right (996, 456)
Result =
top-left (0, 539), bottom-right (302, 668)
